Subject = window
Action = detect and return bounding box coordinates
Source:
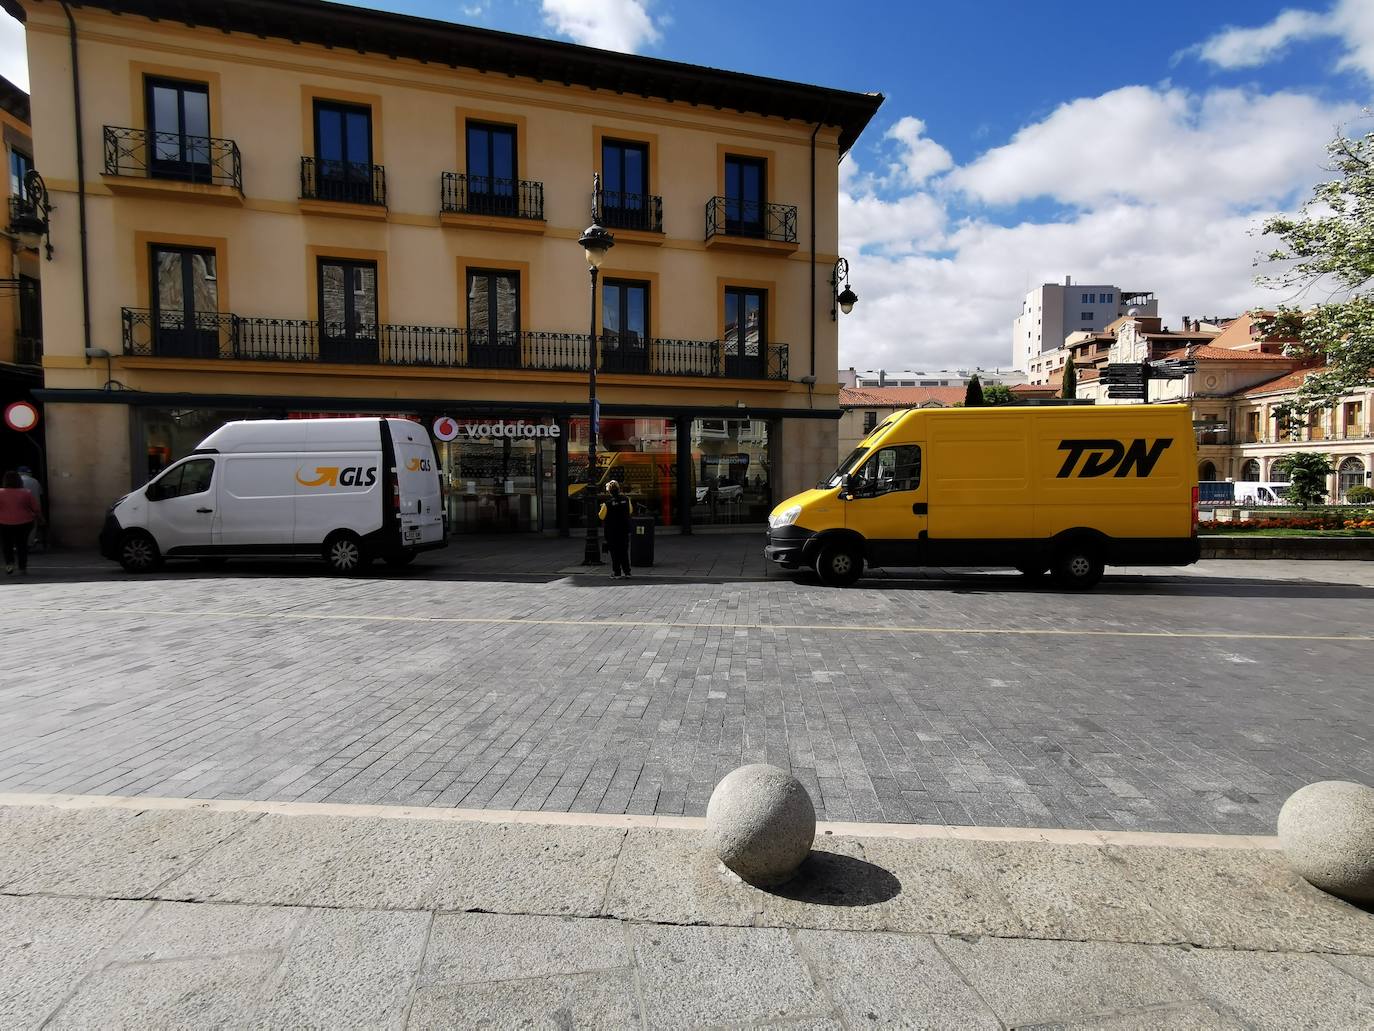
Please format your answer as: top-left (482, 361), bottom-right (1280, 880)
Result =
top-left (150, 245), bottom-right (219, 359)
top-left (146, 78), bottom-right (211, 181)
top-left (723, 286), bottom-right (766, 377)
top-left (1081, 293), bottom-right (1091, 303)
top-left (1240, 459), bottom-right (1261, 482)
top-left (602, 278), bottom-right (649, 374)
top-left (148, 458), bottom-right (215, 501)
top-left (1080, 311), bottom-right (1094, 321)
top-left (1101, 291), bottom-right (1113, 303)
top-left (723, 155), bottom-right (765, 236)
top-left (602, 139), bottom-right (653, 230)
top-left (467, 122), bottom-right (518, 217)
top-left (317, 258), bottom-right (378, 363)
top-left (852, 444), bottom-right (921, 497)
top-left (9, 147), bottom-right (32, 199)
top-left (313, 100), bottom-right (374, 203)
top-left (17, 274), bottom-right (39, 340)
top-left (862, 411), bottom-right (877, 433)
top-left (1245, 411), bottom-right (1261, 442)
top-left (467, 269), bottom-right (520, 368)
top-left (1338, 457), bottom-right (1366, 500)
top-left (1344, 401), bottom-right (1364, 436)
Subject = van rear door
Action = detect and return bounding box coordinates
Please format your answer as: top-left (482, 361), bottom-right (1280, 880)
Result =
top-left (388, 420), bottom-right (445, 546)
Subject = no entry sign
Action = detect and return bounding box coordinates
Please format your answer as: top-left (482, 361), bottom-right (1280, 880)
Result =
top-left (3, 401), bottom-right (38, 433)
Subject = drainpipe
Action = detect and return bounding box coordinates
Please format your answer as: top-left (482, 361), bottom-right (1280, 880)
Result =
top-left (809, 122), bottom-right (819, 381)
top-left (59, 2), bottom-right (93, 363)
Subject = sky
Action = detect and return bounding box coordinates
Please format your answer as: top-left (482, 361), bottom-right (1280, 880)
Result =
top-left (2, 0), bottom-right (1371, 373)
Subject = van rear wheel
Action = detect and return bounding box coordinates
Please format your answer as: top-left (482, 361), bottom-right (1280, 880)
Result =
top-left (118, 531), bottom-right (163, 574)
top-left (1051, 546), bottom-right (1103, 590)
top-left (324, 531), bottom-right (368, 575)
top-left (816, 540), bottom-right (863, 587)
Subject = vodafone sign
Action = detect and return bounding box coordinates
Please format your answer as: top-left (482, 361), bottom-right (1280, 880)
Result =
top-left (432, 416), bottom-right (459, 442)
top-left (3, 401), bottom-right (39, 433)
top-left (433, 417), bottom-right (560, 441)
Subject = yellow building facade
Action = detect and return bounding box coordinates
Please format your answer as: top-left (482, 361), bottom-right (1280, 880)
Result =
top-left (12, 0), bottom-right (880, 543)
top-left (0, 72), bottom-right (42, 476)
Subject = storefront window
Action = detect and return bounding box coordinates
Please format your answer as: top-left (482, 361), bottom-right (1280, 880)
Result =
top-left (691, 418), bottom-right (772, 525)
top-left (139, 407), bottom-right (260, 483)
top-left (438, 419), bottom-right (557, 533)
top-left (568, 416), bottom-right (678, 527)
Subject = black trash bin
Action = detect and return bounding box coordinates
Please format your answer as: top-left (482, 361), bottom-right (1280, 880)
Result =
top-left (630, 511), bottom-right (655, 567)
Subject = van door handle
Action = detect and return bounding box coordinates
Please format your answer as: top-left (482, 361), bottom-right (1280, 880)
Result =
top-left (912, 503), bottom-right (928, 515)
top-left (196, 507), bottom-right (213, 514)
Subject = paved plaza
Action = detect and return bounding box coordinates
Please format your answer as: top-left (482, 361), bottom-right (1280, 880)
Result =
top-left (2, 537), bottom-right (1370, 835)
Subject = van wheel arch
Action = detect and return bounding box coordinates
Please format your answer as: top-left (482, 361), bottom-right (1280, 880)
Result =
top-left (118, 530), bottom-right (163, 573)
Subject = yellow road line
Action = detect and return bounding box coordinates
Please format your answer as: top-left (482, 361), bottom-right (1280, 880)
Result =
top-left (29, 605), bottom-right (1374, 643)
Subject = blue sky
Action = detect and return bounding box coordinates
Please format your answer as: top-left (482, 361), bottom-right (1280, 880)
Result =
top-left (2, 0), bottom-right (1371, 370)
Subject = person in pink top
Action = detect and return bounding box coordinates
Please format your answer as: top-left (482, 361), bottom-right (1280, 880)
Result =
top-left (0, 470), bottom-right (42, 574)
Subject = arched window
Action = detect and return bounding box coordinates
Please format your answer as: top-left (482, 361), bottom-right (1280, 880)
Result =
top-left (1240, 459), bottom-right (1261, 481)
top-left (1268, 461), bottom-right (1290, 483)
top-left (1199, 461), bottom-right (1217, 481)
top-left (1338, 457), bottom-right (1366, 500)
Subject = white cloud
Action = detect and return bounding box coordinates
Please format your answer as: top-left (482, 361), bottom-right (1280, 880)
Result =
top-left (883, 116), bottom-right (952, 188)
top-left (540, 0), bottom-right (661, 53)
top-left (1190, 1), bottom-right (1374, 81)
top-left (837, 84), bottom-right (1357, 374)
top-left (0, 11), bottom-right (27, 92)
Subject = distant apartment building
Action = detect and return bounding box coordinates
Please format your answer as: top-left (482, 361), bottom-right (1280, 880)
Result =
top-left (1013, 276), bottom-right (1157, 372)
top-left (840, 367), bottom-right (1025, 389)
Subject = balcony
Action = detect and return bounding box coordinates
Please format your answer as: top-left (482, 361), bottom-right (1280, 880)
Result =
top-left (441, 173), bottom-right (544, 231)
top-left (102, 126), bottom-right (243, 200)
top-left (598, 190), bottom-right (663, 234)
top-left (121, 308), bottom-right (789, 381)
top-left (300, 157), bottom-right (387, 215)
top-left (704, 196), bottom-right (798, 254)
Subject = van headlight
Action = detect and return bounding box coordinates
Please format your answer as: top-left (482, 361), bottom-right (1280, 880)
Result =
top-left (768, 504), bottom-right (802, 529)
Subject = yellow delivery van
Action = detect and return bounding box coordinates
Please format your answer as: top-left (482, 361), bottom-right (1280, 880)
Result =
top-left (765, 404), bottom-right (1199, 588)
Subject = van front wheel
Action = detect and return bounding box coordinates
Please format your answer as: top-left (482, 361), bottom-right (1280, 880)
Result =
top-left (324, 531), bottom-right (368, 575)
top-left (816, 540), bottom-right (863, 587)
top-left (118, 531), bottom-right (163, 574)
top-left (1052, 546), bottom-right (1103, 590)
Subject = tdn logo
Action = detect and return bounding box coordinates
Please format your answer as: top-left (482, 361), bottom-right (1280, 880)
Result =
top-left (1056, 439), bottom-right (1173, 478)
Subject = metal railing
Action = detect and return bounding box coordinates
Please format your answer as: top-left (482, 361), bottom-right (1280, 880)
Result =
top-left (121, 308), bottom-right (789, 380)
top-left (705, 196), bottom-right (798, 243)
top-left (103, 126), bottom-right (242, 191)
top-left (441, 172), bottom-right (544, 220)
top-left (14, 335), bottom-right (41, 366)
top-left (301, 157), bottom-right (387, 206)
top-left (598, 190), bottom-right (663, 233)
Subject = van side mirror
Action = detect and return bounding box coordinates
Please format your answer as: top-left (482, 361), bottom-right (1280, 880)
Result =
top-left (838, 473), bottom-right (852, 499)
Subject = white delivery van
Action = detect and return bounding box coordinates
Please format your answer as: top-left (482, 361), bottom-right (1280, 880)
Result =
top-left (99, 418), bottom-right (445, 574)
top-left (1234, 482), bottom-right (1288, 506)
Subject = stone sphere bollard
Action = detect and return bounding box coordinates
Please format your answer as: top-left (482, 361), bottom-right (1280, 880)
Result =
top-left (705, 764), bottom-right (816, 887)
top-left (1276, 780), bottom-right (1374, 904)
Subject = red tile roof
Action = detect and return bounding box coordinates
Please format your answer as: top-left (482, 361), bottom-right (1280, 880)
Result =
top-left (1162, 344), bottom-right (1292, 361)
top-left (1238, 367), bottom-right (1324, 396)
top-left (839, 386), bottom-right (967, 408)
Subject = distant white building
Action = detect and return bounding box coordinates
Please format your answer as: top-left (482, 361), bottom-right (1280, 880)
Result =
top-left (1013, 276), bottom-right (1157, 372)
top-left (841, 367), bottom-right (1026, 388)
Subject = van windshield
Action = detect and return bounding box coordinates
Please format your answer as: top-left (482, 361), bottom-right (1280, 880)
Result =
top-left (820, 446), bottom-right (868, 489)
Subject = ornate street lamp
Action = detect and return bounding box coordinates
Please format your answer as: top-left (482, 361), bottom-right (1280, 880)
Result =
top-left (577, 173), bottom-right (615, 566)
top-left (830, 257), bottom-right (857, 320)
top-left (8, 169), bottom-right (53, 261)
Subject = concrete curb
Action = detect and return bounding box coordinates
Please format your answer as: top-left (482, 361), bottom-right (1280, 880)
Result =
top-left (1201, 535), bottom-right (1374, 560)
top-left (0, 792), bottom-right (1282, 851)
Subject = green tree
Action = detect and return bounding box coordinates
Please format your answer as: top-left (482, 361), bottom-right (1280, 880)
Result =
top-left (1061, 358), bottom-right (1077, 400)
top-left (1255, 124), bottom-right (1374, 411)
top-left (982, 383), bottom-right (1015, 406)
top-left (1273, 452), bottom-right (1333, 509)
top-left (964, 374), bottom-right (984, 407)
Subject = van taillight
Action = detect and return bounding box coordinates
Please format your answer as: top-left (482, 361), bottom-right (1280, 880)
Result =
top-left (1191, 485), bottom-right (1199, 534)
top-left (392, 479), bottom-right (400, 511)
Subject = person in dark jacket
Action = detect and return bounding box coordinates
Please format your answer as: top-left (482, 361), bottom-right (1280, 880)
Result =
top-left (600, 479), bottom-right (632, 578)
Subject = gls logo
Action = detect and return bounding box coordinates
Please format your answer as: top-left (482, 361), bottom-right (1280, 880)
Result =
top-left (405, 457), bottom-right (433, 472)
top-left (295, 466), bottom-right (378, 488)
top-left (1056, 439), bottom-right (1173, 479)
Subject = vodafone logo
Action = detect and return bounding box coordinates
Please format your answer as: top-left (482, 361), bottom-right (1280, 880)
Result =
top-left (433, 416), bottom-right (458, 442)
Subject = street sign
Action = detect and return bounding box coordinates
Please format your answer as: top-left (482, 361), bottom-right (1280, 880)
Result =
top-left (3, 401), bottom-right (38, 432)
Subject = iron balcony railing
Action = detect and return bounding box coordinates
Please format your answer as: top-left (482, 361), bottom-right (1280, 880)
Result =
top-left (441, 172), bottom-right (544, 220)
top-left (598, 190), bottom-right (663, 233)
top-left (14, 336), bottom-right (41, 366)
top-left (704, 196), bottom-right (798, 244)
top-left (301, 157), bottom-right (387, 206)
top-left (121, 308), bottom-right (788, 380)
top-left (103, 126), bottom-right (243, 191)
